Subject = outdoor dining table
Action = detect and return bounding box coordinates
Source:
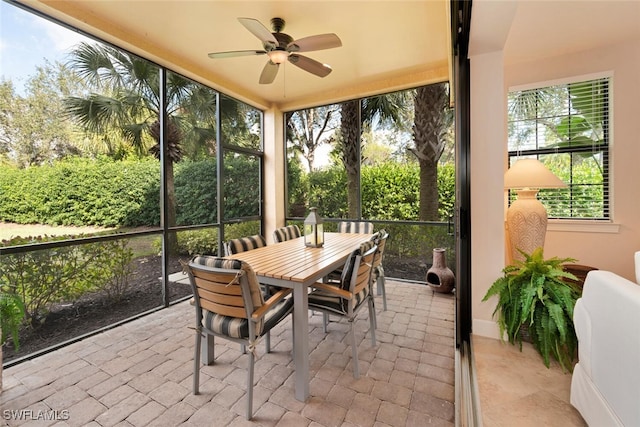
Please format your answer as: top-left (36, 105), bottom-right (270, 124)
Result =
top-left (226, 231), bottom-right (373, 402)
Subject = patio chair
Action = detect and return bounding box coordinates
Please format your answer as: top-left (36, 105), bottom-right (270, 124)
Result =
top-left (184, 256), bottom-right (293, 420)
top-left (223, 234), bottom-right (276, 353)
top-left (223, 234), bottom-right (267, 256)
top-left (273, 225), bottom-right (301, 243)
top-left (371, 229), bottom-right (389, 311)
top-left (329, 230), bottom-right (389, 314)
top-left (337, 221), bottom-right (374, 234)
top-left (325, 223), bottom-right (376, 283)
top-left (308, 242), bottom-right (378, 378)
top-left (224, 234), bottom-right (274, 295)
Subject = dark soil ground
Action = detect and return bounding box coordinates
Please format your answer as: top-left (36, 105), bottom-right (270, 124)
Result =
top-left (2, 254), bottom-right (435, 365)
top-left (2, 255), bottom-right (191, 364)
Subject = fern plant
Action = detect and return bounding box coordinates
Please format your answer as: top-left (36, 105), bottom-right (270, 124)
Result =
top-left (0, 290), bottom-right (25, 350)
top-left (482, 247), bottom-right (582, 372)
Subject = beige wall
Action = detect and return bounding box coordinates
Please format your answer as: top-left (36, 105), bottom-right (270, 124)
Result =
top-left (263, 108), bottom-right (286, 244)
top-left (469, 51), bottom-right (508, 337)
top-left (472, 39), bottom-right (640, 338)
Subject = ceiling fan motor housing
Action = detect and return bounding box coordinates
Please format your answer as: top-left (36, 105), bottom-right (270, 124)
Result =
top-left (264, 18), bottom-right (293, 51)
top-left (269, 32), bottom-right (293, 51)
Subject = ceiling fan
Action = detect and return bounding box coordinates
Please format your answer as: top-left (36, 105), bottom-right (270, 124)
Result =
top-left (208, 17), bottom-right (342, 84)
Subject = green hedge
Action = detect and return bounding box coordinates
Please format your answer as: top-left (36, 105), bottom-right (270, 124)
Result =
top-left (0, 157), bottom-right (456, 227)
top-left (0, 157), bottom-right (159, 227)
top-left (301, 162), bottom-right (455, 221)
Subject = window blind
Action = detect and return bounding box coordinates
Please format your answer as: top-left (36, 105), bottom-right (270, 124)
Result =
top-left (507, 77), bottom-right (610, 220)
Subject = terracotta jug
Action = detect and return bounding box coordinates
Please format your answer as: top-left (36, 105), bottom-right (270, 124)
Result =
top-left (426, 248), bottom-right (455, 293)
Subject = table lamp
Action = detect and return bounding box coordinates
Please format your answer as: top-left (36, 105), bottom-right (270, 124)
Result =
top-left (504, 158), bottom-right (567, 262)
top-left (304, 207), bottom-right (324, 248)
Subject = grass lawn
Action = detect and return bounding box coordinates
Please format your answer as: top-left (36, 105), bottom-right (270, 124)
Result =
top-left (0, 222), bottom-right (114, 241)
top-left (0, 222), bottom-right (161, 257)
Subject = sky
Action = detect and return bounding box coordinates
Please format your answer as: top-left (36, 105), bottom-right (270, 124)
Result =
top-left (0, 2), bottom-right (92, 94)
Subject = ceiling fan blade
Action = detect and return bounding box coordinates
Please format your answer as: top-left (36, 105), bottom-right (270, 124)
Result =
top-left (287, 33), bottom-right (342, 53)
top-left (238, 17), bottom-right (278, 48)
top-left (259, 60), bottom-right (279, 84)
top-left (208, 50), bottom-right (266, 59)
top-left (288, 54), bottom-right (332, 78)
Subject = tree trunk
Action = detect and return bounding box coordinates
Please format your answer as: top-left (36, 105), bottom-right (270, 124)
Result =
top-left (340, 100), bottom-right (360, 219)
top-left (419, 157), bottom-right (439, 220)
top-left (164, 159), bottom-right (178, 251)
top-left (150, 119), bottom-right (181, 251)
top-left (411, 83), bottom-right (449, 221)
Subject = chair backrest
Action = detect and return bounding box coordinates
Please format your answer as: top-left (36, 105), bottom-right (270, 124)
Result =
top-left (371, 229), bottom-right (388, 269)
top-left (340, 243), bottom-right (378, 295)
top-left (224, 234), bottom-right (267, 256)
top-left (187, 257), bottom-right (264, 316)
top-left (273, 225), bottom-right (301, 243)
top-left (337, 221), bottom-right (374, 234)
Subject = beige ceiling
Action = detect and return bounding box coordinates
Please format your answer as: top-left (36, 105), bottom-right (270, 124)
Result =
top-left (470, 0), bottom-right (640, 64)
top-left (21, 1), bottom-right (640, 112)
top-left (24, 1), bottom-right (451, 111)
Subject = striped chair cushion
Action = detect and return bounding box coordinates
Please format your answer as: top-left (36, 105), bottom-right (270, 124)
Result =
top-left (308, 285), bottom-right (369, 316)
top-left (370, 229), bottom-right (388, 280)
top-left (358, 239), bottom-right (376, 256)
top-left (191, 255), bottom-right (264, 310)
top-left (203, 297), bottom-right (293, 338)
top-left (329, 241), bottom-right (375, 286)
top-left (337, 247), bottom-right (360, 291)
top-left (224, 234), bottom-right (267, 255)
top-left (337, 221), bottom-right (374, 234)
top-left (273, 225), bottom-right (301, 243)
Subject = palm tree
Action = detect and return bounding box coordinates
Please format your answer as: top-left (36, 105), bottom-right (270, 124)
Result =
top-left (64, 42), bottom-right (218, 235)
top-left (337, 92), bottom-right (410, 218)
top-left (410, 82), bottom-right (452, 221)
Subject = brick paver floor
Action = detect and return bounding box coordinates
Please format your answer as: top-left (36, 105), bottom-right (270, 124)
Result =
top-left (1, 280), bottom-right (455, 426)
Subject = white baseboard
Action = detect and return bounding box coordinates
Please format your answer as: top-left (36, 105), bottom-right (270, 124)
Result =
top-left (472, 319), bottom-right (502, 340)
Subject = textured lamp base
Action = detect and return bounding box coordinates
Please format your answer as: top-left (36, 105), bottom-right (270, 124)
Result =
top-left (506, 189), bottom-right (547, 262)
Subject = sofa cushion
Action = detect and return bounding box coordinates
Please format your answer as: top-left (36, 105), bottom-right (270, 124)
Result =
top-left (571, 270), bottom-right (640, 426)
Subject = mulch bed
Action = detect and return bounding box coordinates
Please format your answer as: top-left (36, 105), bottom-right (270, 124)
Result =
top-left (2, 255), bottom-right (190, 364)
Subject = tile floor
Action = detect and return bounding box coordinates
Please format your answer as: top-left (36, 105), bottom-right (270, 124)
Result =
top-left (1, 280), bottom-right (455, 427)
top-left (473, 335), bottom-right (587, 427)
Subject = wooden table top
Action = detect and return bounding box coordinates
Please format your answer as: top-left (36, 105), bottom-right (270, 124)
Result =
top-left (226, 232), bottom-right (372, 285)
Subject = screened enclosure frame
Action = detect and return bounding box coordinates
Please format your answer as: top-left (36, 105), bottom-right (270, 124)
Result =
top-left (0, 2), bottom-right (266, 366)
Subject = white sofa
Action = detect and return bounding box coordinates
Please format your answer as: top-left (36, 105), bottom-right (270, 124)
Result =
top-left (570, 268), bottom-right (640, 426)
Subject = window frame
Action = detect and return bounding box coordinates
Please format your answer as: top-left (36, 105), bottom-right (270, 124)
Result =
top-left (507, 72), bottom-right (612, 224)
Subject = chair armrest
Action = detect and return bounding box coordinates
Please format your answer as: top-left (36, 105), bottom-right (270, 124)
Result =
top-left (252, 288), bottom-right (292, 320)
top-left (311, 282), bottom-right (353, 300)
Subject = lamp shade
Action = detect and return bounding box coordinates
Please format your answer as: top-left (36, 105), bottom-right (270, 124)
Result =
top-left (504, 159), bottom-right (567, 190)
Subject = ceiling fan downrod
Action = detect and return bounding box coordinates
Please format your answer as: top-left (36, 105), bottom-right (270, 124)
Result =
top-left (270, 17), bottom-right (285, 33)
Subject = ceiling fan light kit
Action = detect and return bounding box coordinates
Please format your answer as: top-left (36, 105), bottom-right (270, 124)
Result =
top-left (267, 50), bottom-right (289, 64)
top-left (208, 17), bottom-right (342, 84)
